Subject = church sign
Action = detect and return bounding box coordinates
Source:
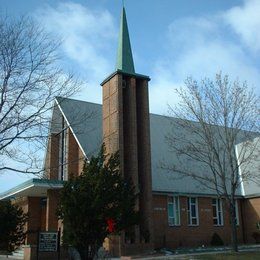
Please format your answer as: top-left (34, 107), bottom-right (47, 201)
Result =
top-left (38, 232), bottom-right (58, 252)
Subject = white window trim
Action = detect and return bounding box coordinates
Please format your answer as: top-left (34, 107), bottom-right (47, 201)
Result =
top-left (187, 197), bottom-right (199, 226)
top-left (212, 198), bottom-right (224, 226)
top-left (168, 196), bottom-right (181, 226)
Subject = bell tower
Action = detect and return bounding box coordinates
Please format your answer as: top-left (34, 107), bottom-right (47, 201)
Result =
top-left (101, 7), bottom-right (153, 255)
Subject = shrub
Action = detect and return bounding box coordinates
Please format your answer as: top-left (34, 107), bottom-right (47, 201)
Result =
top-left (252, 232), bottom-right (260, 243)
top-left (210, 232), bottom-right (224, 246)
top-left (0, 201), bottom-right (27, 251)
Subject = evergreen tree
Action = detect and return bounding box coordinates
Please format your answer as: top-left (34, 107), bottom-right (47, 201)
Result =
top-left (0, 201), bottom-right (27, 251)
top-left (58, 145), bottom-right (138, 259)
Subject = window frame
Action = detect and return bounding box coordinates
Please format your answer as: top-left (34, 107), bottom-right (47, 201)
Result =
top-left (167, 196), bottom-right (181, 226)
top-left (187, 197), bottom-right (199, 226)
top-left (212, 198), bottom-right (224, 226)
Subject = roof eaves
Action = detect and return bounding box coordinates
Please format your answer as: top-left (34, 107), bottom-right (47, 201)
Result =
top-left (243, 193), bottom-right (260, 199)
top-left (0, 179), bottom-right (64, 200)
top-left (152, 190), bottom-right (244, 198)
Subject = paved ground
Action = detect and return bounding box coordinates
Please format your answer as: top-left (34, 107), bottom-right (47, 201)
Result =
top-left (1, 245), bottom-right (260, 259)
top-left (0, 257), bottom-right (21, 260)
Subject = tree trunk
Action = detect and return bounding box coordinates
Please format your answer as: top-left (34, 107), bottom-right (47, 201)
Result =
top-left (229, 201), bottom-right (238, 252)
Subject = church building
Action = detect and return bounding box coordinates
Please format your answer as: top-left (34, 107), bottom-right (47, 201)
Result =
top-left (1, 7), bottom-right (260, 259)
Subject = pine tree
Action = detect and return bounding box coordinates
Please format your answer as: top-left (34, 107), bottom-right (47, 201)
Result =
top-left (58, 145), bottom-right (138, 259)
top-left (0, 201), bottom-right (27, 251)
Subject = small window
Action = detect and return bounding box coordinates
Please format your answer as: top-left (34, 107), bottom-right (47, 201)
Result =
top-left (212, 198), bottom-right (223, 226)
top-left (168, 196), bottom-right (180, 226)
top-left (187, 197), bottom-right (199, 226)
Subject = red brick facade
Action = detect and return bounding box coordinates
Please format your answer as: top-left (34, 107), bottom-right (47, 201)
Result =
top-left (101, 73), bottom-right (154, 255)
top-left (12, 109), bottom-right (260, 257)
top-left (242, 197), bottom-right (260, 243)
top-left (152, 195), bottom-right (244, 248)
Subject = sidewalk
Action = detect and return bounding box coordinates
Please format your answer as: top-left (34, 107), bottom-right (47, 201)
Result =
top-left (0, 257), bottom-right (22, 260)
top-left (1, 244), bottom-right (259, 260)
top-left (127, 244), bottom-right (260, 259)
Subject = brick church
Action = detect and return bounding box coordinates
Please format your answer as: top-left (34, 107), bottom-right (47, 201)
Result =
top-left (1, 7), bottom-right (260, 258)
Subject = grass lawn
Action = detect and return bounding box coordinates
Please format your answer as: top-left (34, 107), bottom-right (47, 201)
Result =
top-left (192, 251), bottom-right (260, 260)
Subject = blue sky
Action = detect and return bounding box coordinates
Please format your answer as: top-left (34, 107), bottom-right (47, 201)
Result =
top-left (0, 0), bottom-right (260, 191)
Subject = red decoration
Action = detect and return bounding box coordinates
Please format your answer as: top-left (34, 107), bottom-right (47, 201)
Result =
top-left (107, 218), bottom-right (115, 233)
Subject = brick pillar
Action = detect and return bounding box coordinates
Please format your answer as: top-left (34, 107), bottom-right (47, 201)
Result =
top-left (68, 129), bottom-right (80, 178)
top-left (101, 72), bottom-right (154, 255)
top-left (122, 76), bottom-right (140, 244)
top-left (136, 79), bottom-right (154, 243)
top-left (27, 197), bottom-right (41, 245)
top-left (46, 190), bottom-right (60, 231)
top-left (103, 74), bottom-right (123, 155)
top-left (45, 134), bottom-right (59, 180)
top-left (122, 77), bottom-right (139, 186)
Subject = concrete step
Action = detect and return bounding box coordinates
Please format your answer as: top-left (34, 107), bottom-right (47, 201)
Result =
top-left (8, 256), bottom-right (23, 260)
top-left (11, 248), bottom-right (24, 259)
top-left (12, 252), bottom-right (23, 257)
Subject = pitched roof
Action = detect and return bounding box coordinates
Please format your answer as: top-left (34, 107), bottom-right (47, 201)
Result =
top-left (54, 97), bottom-right (102, 159)
top-left (53, 97), bottom-right (259, 197)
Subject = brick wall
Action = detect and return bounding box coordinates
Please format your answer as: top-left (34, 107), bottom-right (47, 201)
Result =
top-left (102, 73), bottom-right (154, 254)
top-left (136, 79), bottom-right (154, 243)
top-left (46, 190), bottom-right (60, 231)
top-left (242, 197), bottom-right (260, 243)
top-left (12, 198), bottom-right (29, 244)
top-left (27, 197), bottom-right (42, 245)
top-left (45, 134), bottom-right (59, 180)
top-left (45, 124), bottom-right (85, 181)
top-left (152, 194), bottom-right (244, 249)
top-left (68, 129), bottom-right (81, 178)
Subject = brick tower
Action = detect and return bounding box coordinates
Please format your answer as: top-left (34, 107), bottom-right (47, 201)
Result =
top-left (101, 7), bottom-right (154, 256)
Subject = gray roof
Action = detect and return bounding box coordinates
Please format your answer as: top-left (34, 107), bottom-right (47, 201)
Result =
top-left (150, 114), bottom-right (221, 196)
top-left (52, 97), bottom-right (259, 197)
top-left (54, 97), bottom-right (102, 159)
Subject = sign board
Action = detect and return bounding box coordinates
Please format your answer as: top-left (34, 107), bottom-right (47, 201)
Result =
top-left (39, 232), bottom-right (58, 252)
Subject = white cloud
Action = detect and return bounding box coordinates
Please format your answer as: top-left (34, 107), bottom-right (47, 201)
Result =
top-left (224, 0), bottom-right (260, 52)
top-left (35, 2), bottom-right (117, 103)
top-left (33, 1), bottom-right (260, 113)
top-left (150, 1), bottom-right (260, 113)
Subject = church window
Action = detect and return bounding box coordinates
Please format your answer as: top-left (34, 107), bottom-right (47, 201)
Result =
top-left (168, 196), bottom-right (180, 226)
top-left (59, 117), bottom-right (68, 181)
top-left (212, 198), bottom-right (223, 226)
top-left (187, 197), bottom-right (199, 226)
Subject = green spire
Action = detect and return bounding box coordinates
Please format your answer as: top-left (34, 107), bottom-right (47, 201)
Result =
top-left (116, 7), bottom-right (135, 74)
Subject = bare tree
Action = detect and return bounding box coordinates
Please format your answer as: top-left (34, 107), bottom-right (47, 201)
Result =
top-left (165, 73), bottom-right (259, 251)
top-left (0, 16), bottom-right (80, 175)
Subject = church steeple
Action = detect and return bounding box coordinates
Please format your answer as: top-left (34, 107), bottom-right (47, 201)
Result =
top-left (101, 6), bottom-right (149, 86)
top-left (116, 7), bottom-right (135, 74)
top-left (101, 5), bottom-right (153, 254)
